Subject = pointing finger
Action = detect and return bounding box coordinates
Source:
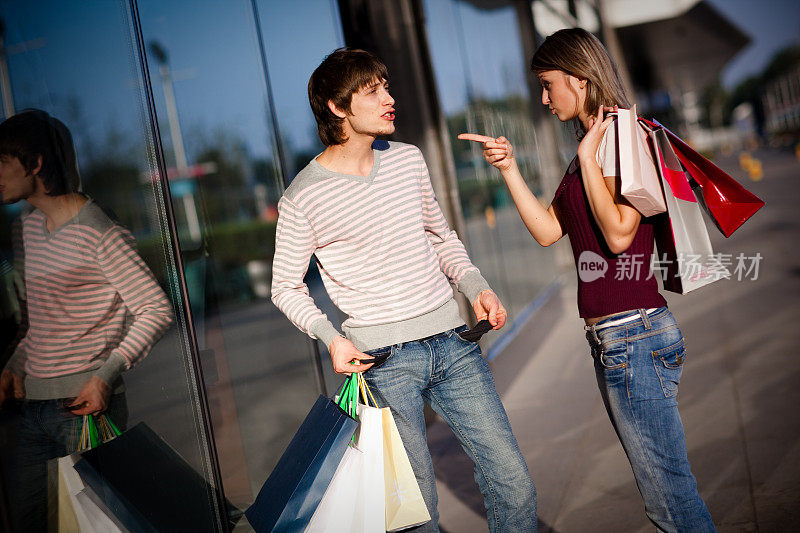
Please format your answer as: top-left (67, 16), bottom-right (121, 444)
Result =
top-left (483, 142), bottom-right (507, 150)
top-left (458, 133), bottom-right (496, 143)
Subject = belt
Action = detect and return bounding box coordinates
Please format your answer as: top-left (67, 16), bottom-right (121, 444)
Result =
top-left (584, 308), bottom-right (658, 333)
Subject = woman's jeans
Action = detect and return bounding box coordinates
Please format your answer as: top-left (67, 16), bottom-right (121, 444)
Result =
top-left (586, 307), bottom-right (715, 532)
top-left (9, 393), bottom-right (128, 533)
top-left (363, 326), bottom-right (537, 532)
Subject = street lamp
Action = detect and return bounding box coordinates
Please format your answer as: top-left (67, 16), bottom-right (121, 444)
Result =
top-left (149, 40), bottom-right (201, 243)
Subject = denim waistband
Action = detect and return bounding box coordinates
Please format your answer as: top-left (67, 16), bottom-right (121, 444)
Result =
top-left (417, 325), bottom-right (467, 343)
top-left (584, 307), bottom-right (669, 345)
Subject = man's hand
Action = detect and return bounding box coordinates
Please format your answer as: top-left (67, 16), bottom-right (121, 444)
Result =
top-left (329, 336), bottom-right (375, 374)
top-left (473, 290), bottom-right (507, 330)
top-left (0, 370), bottom-right (25, 409)
top-left (69, 376), bottom-right (111, 416)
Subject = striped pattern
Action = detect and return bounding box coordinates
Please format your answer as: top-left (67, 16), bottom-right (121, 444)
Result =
top-left (15, 205), bottom-right (173, 378)
top-left (271, 142), bottom-right (478, 337)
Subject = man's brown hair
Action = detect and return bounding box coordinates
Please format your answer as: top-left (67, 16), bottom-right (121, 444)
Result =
top-left (308, 48), bottom-right (389, 146)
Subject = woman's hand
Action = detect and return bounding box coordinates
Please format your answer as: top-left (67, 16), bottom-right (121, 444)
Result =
top-left (459, 132), bottom-right (564, 246)
top-left (458, 133), bottom-right (515, 173)
top-left (577, 105), bottom-right (616, 164)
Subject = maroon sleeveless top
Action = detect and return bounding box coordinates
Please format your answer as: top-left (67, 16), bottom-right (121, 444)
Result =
top-left (552, 158), bottom-right (666, 318)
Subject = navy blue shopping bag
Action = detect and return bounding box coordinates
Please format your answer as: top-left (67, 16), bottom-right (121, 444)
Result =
top-left (73, 422), bottom-right (238, 532)
top-left (245, 394), bottom-right (357, 532)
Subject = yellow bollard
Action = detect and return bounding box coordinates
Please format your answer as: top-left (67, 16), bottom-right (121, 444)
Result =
top-left (739, 151), bottom-right (752, 172)
top-left (739, 152), bottom-right (763, 181)
top-left (484, 206), bottom-right (496, 229)
top-left (748, 159), bottom-right (763, 181)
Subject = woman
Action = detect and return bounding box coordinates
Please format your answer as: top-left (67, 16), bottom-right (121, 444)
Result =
top-left (460, 28), bottom-right (715, 532)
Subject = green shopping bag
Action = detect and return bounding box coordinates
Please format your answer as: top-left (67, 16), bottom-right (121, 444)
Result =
top-left (77, 414), bottom-right (122, 451)
top-left (52, 413), bottom-right (124, 533)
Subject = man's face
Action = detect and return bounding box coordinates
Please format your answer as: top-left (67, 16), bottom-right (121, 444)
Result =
top-left (342, 78), bottom-right (395, 139)
top-left (0, 154), bottom-right (36, 205)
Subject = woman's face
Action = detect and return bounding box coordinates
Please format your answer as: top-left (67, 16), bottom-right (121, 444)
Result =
top-left (537, 70), bottom-right (586, 123)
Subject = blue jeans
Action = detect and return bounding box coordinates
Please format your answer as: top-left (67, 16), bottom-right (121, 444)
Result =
top-left (586, 307), bottom-right (715, 532)
top-left (363, 326), bottom-right (537, 532)
top-left (9, 394), bottom-right (128, 533)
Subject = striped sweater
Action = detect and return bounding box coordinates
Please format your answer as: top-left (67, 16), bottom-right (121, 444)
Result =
top-left (271, 141), bottom-right (489, 352)
top-left (5, 199), bottom-right (174, 399)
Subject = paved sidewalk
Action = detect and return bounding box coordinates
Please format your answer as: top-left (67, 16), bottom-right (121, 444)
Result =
top-left (431, 148), bottom-right (800, 532)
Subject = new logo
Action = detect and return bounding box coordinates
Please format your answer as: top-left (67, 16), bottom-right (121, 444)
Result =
top-left (578, 251), bottom-right (608, 282)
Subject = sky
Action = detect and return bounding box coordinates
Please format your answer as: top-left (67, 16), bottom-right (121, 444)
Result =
top-left (707, 0), bottom-right (800, 88)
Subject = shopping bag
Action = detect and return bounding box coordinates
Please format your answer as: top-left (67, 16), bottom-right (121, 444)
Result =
top-left (53, 456), bottom-right (80, 533)
top-left (647, 124), bottom-right (724, 294)
top-left (48, 414), bottom-right (123, 533)
top-left (56, 455), bottom-right (127, 533)
top-left (382, 408), bottom-right (431, 531)
top-left (246, 395), bottom-right (358, 533)
top-left (644, 119), bottom-right (765, 237)
top-left (74, 422), bottom-right (240, 533)
top-left (616, 106), bottom-right (666, 216)
top-left (73, 489), bottom-right (130, 532)
top-left (305, 374), bottom-right (385, 532)
top-left (72, 450), bottom-right (154, 533)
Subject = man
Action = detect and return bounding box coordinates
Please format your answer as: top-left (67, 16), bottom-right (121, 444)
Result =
top-left (0, 109), bottom-right (174, 532)
top-left (271, 48), bottom-right (537, 532)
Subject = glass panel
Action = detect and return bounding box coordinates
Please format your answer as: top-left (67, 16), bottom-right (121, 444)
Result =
top-left (137, 0), bottom-right (345, 522)
top-left (253, 0), bottom-right (347, 397)
top-left (423, 0), bottom-right (558, 345)
top-left (0, 0), bottom-right (224, 530)
top-left (256, 0), bottom-right (344, 179)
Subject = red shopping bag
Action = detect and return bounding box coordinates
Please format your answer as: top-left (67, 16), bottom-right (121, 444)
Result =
top-left (641, 119), bottom-right (765, 237)
top-left (646, 124), bottom-right (724, 294)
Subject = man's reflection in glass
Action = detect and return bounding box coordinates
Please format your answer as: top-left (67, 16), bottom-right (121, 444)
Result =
top-left (0, 109), bottom-right (174, 532)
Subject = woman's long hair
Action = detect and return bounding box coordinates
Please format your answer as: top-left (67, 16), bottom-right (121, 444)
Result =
top-left (531, 28), bottom-right (630, 134)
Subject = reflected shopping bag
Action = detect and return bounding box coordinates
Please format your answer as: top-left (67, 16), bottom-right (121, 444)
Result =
top-left (644, 119), bottom-right (765, 237)
top-left (48, 414), bottom-right (123, 533)
top-left (74, 422), bottom-right (239, 533)
top-left (305, 374), bottom-right (385, 532)
top-left (647, 124), bottom-right (724, 294)
top-left (73, 488), bottom-right (130, 532)
top-left (55, 454), bottom-right (127, 533)
top-left (616, 106), bottom-right (666, 217)
top-left (382, 408), bottom-right (430, 531)
top-left (246, 395), bottom-right (358, 533)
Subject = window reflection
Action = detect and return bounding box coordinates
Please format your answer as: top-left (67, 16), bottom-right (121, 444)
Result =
top-left (0, 109), bottom-right (175, 531)
top-left (423, 0), bottom-right (558, 331)
top-left (256, 0), bottom-right (344, 178)
top-left (138, 0), bottom-right (346, 519)
top-left (0, 1), bottom-right (226, 530)
top-left (254, 0), bottom-right (347, 398)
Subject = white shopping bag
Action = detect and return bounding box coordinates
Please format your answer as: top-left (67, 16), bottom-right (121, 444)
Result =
top-left (305, 380), bottom-right (385, 533)
top-left (56, 455), bottom-right (127, 533)
top-left (74, 489), bottom-right (130, 532)
top-left (617, 105), bottom-right (666, 217)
